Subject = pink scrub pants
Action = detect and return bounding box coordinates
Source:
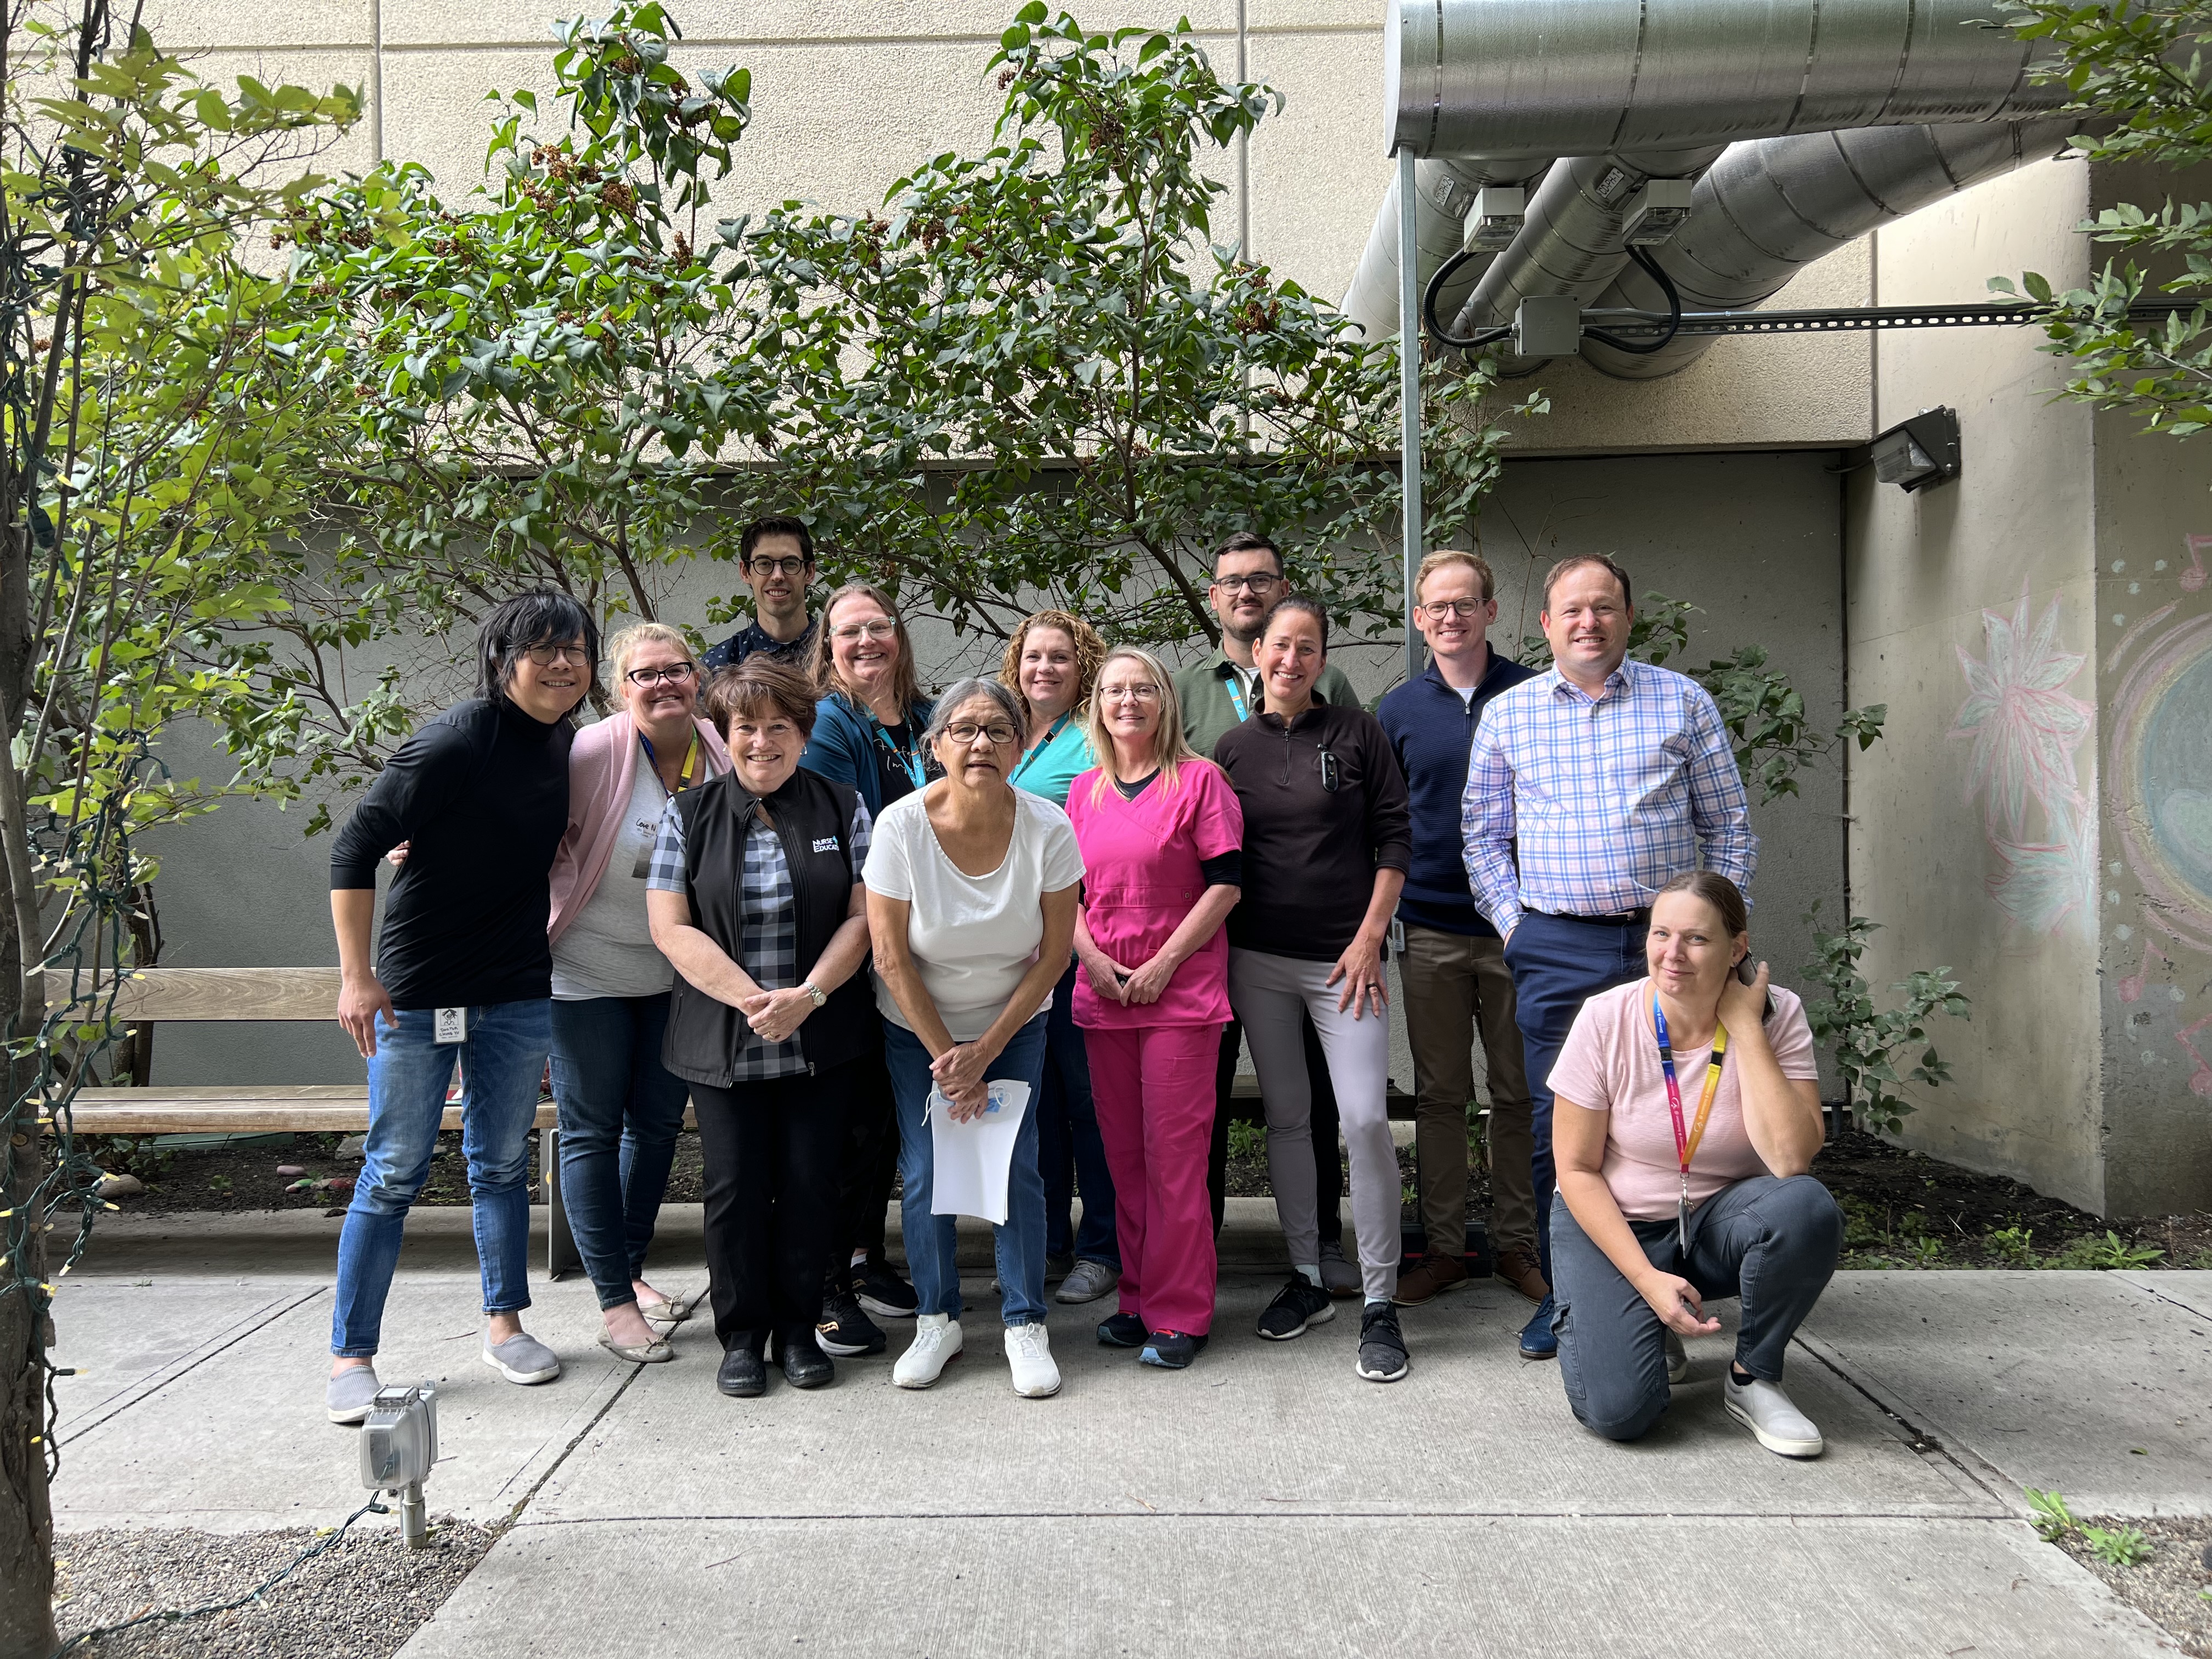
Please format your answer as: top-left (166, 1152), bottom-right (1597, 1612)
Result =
top-left (1083, 1023), bottom-right (1222, 1336)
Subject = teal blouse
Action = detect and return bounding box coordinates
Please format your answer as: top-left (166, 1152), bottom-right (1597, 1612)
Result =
top-left (1007, 710), bottom-right (1097, 809)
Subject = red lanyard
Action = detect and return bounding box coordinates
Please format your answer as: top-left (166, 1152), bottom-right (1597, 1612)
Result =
top-left (1654, 996), bottom-right (1728, 1243)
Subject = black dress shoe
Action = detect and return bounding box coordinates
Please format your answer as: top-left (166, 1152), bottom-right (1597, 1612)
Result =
top-left (780, 1332), bottom-right (834, 1390)
top-left (717, 1345), bottom-right (766, 1398)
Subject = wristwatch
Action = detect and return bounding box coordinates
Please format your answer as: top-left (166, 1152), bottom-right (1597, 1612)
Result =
top-left (802, 981), bottom-right (826, 1008)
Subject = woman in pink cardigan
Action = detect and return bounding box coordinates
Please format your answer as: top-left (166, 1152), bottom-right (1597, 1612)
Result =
top-left (548, 622), bottom-right (732, 1363)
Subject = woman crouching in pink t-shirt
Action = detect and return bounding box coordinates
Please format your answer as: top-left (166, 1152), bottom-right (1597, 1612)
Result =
top-left (1547, 871), bottom-right (1841, 1457)
top-left (1067, 648), bottom-right (1244, 1371)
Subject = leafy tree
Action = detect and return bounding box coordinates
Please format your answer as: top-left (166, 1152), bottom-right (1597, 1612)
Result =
top-left (1991, 0), bottom-right (2212, 433)
top-left (0, 7), bottom-right (359, 1646)
top-left (730, 5), bottom-right (1539, 654)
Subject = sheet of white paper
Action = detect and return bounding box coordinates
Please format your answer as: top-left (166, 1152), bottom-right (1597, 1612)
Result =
top-left (928, 1080), bottom-right (1031, 1226)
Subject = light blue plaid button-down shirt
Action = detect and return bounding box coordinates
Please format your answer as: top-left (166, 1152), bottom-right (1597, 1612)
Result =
top-left (1460, 658), bottom-right (1756, 938)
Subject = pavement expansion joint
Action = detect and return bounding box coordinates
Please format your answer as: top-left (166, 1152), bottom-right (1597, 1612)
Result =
top-left (57, 1283), bottom-right (329, 1448)
top-left (1789, 1329), bottom-right (2019, 1510)
top-left (488, 1361), bottom-right (646, 1535)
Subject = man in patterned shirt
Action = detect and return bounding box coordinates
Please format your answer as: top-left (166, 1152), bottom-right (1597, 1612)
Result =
top-left (702, 516), bottom-right (819, 674)
top-left (1461, 553), bottom-right (1756, 1362)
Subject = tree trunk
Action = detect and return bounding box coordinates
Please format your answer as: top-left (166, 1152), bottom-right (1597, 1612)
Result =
top-left (0, 898), bottom-right (57, 1658)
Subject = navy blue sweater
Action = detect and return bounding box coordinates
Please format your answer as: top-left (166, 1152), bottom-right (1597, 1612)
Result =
top-left (1375, 651), bottom-right (1537, 937)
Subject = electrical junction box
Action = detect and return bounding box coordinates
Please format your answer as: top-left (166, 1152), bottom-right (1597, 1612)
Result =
top-left (1623, 177), bottom-right (1696, 247)
top-left (1513, 295), bottom-right (1582, 358)
top-left (1463, 186), bottom-right (1525, 252)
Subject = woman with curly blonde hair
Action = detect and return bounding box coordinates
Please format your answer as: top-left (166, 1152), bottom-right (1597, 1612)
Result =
top-left (997, 608), bottom-right (1118, 1302)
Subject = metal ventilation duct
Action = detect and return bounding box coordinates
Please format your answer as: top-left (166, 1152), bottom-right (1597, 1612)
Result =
top-left (1578, 116), bottom-right (2077, 377)
top-left (1341, 155), bottom-right (1552, 342)
top-left (1384, 0), bottom-right (2065, 160)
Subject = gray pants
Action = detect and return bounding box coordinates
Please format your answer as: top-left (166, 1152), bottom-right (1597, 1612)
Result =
top-left (1228, 947), bottom-right (1398, 1302)
top-left (1550, 1174), bottom-right (1843, 1442)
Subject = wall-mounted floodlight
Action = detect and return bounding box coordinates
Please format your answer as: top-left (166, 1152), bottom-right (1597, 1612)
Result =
top-left (1622, 178), bottom-right (1696, 247)
top-left (1463, 187), bottom-right (1526, 252)
top-left (1870, 407), bottom-right (1961, 492)
top-left (1513, 295), bottom-right (1583, 358)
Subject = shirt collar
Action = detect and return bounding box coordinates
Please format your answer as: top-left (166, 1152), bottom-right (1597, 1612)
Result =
top-left (1544, 657), bottom-right (1635, 703)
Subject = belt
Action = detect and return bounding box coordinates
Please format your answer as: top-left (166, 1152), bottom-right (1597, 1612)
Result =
top-left (1530, 906), bottom-right (1651, 927)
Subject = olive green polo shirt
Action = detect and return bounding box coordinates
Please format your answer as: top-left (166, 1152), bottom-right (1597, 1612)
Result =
top-left (1173, 647), bottom-right (1363, 761)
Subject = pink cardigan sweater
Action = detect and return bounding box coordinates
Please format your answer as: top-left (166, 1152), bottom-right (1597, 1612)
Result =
top-left (548, 710), bottom-right (732, 944)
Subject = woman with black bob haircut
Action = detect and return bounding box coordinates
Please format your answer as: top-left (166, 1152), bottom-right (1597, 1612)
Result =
top-left (326, 588), bottom-right (599, 1425)
top-left (647, 658), bottom-right (878, 1399)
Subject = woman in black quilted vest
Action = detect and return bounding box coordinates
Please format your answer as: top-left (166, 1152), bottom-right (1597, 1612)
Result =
top-left (646, 659), bottom-right (877, 1400)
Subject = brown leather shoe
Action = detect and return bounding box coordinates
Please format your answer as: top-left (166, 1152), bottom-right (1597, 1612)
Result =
top-left (1493, 1244), bottom-right (1550, 1304)
top-left (1391, 1251), bottom-right (1470, 1307)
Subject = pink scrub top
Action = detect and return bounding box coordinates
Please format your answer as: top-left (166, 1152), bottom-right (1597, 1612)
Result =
top-left (1064, 759), bottom-right (1244, 1030)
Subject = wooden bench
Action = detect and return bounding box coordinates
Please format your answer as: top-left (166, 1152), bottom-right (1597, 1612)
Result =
top-left (47, 967), bottom-right (582, 1274)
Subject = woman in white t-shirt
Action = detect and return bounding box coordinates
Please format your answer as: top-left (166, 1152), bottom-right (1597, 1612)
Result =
top-left (865, 678), bottom-right (1085, 1400)
top-left (1548, 871), bottom-right (1841, 1458)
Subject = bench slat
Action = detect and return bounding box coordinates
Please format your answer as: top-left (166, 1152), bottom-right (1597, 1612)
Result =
top-left (46, 967), bottom-right (343, 1024)
top-left (58, 1086), bottom-right (559, 1136)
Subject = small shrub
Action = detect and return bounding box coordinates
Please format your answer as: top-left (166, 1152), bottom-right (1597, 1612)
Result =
top-left (2052, 1231), bottom-right (2165, 1271)
top-left (1988, 1226), bottom-right (2037, 1266)
top-left (2083, 1523), bottom-right (2154, 1567)
top-left (1226, 1119), bottom-right (1265, 1163)
top-left (1907, 1235), bottom-right (1946, 1268)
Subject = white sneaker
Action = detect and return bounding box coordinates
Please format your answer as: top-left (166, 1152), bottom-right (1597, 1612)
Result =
top-left (893, 1314), bottom-right (963, 1389)
top-left (1004, 1322), bottom-right (1061, 1398)
top-left (1723, 1369), bottom-right (1824, 1457)
top-left (1664, 1329), bottom-right (1688, 1385)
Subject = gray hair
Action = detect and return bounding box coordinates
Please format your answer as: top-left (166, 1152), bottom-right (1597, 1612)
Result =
top-left (924, 677), bottom-right (1029, 749)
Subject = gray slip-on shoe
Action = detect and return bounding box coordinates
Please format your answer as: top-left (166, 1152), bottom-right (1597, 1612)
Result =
top-left (326, 1365), bottom-right (382, 1425)
top-left (1664, 1329), bottom-right (1689, 1385)
top-left (482, 1330), bottom-right (562, 1385)
top-left (1053, 1259), bottom-right (1121, 1305)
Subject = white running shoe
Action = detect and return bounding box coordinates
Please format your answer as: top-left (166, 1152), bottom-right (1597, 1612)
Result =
top-left (1722, 1369), bottom-right (1824, 1457)
top-left (893, 1314), bottom-right (963, 1389)
top-left (1005, 1322), bottom-right (1061, 1398)
top-left (1664, 1329), bottom-right (1689, 1385)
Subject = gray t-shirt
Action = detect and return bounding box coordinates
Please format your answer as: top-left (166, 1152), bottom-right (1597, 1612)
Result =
top-left (551, 764), bottom-right (675, 1000)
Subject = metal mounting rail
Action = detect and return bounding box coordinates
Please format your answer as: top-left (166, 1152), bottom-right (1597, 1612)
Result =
top-left (1578, 300), bottom-right (2209, 340)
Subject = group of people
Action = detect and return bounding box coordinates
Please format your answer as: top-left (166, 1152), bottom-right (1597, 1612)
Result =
top-left (323, 517), bottom-right (1844, 1459)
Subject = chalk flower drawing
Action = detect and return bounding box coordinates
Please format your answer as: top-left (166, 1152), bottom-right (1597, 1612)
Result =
top-left (1951, 585), bottom-right (2096, 932)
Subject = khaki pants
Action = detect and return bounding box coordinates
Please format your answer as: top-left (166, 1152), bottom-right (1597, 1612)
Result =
top-left (1399, 924), bottom-right (1536, 1256)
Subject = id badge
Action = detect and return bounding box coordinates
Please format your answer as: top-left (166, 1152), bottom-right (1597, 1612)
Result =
top-left (1677, 1193), bottom-right (1691, 1253)
top-left (434, 1006), bottom-right (466, 1045)
top-left (1386, 917), bottom-right (1406, 957)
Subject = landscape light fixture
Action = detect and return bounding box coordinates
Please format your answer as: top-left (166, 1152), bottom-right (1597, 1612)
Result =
top-left (1870, 407), bottom-right (1961, 492)
top-left (359, 1380), bottom-right (439, 1548)
top-left (1463, 187), bottom-right (1526, 253)
top-left (1621, 178), bottom-right (1696, 247)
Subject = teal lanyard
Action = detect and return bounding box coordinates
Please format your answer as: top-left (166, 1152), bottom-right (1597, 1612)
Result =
top-left (1008, 712), bottom-right (1070, 786)
top-left (1224, 668), bottom-right (1252, 723)
top-left (872, 718), bottom-right (927, 789)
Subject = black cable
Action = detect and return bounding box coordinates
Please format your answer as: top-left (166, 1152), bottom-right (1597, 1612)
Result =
top-left (1583, 246), bottom-right (1683, 356)
top-left (1420, 246), bottom-right (1514, 352)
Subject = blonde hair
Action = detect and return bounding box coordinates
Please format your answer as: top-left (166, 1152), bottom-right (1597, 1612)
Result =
top-left (1416, 548), bottom-right (1495, 602)
top-left (605, 621), bottom-right (694, 687)
top-left (811, 582), bottom-right (922, 717)
top-left (998, 610), bottom-right (1107, 724)
top-left (1084, 646), bottom-right (1200, 808)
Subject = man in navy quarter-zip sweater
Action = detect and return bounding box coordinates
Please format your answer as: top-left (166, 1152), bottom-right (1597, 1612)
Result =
top-left (1376, 550), bottom-right (1544, 1308)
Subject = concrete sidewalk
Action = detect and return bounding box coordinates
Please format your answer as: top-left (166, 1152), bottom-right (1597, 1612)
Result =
top-left (48, 1211), bottom-right (2210, 1657)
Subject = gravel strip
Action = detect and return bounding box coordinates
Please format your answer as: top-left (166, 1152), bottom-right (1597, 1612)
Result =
top-left (52, 1516), bottom-right (493, 1657)
top-left (2055, 1515), bottom-right (2212, 1657)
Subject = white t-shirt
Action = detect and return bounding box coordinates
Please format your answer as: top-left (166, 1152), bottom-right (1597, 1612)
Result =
top-left (864, 789), bottom-right (1086, 1041)
top-left (551, 764), bottom-right (675, 1000)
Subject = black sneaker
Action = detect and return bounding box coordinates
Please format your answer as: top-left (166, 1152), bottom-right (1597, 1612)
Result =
top-left (1140, 1330), bottom-right (1207, 1370)
top-left (1256, 1275), bottom-right (1336, 1341)
top-left (717, 1345), bottom-right (766, 1398)
top-left (1356, 1301), bottom-right (1410, 1383)
top-left (1097, 1311), bottom-right (1147, 1348)
top-left (816, 1292), bottom-right (886, 1357)
top-left (855, 1257), bottom-right (919, 1320)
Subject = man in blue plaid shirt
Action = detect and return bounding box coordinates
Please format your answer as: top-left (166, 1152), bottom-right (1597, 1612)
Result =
top-left (1462, 553), bottom-right (1756, 1361)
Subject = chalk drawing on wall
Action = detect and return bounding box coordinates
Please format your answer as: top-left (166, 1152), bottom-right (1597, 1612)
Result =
top-left (2177, 1014), bottom-right (2212, 1098)
top-left (2107, 605), bottom-right (2212, 960)
top-left (1951, 583), bottom-right (2096, 933)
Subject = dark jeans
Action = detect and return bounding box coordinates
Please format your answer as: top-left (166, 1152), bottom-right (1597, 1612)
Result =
top-left (693, 1059), bottom-right (861, 1353)
top-left (1207, 1014), bottom-right (1341, 1243)
top-left (1503, 911), bottom-right (1647, 1280)
top-left (828, 1052), bottom-right (899, 1290)
top-left (1551, 1175), bottom-right (1844, 1442)
top-left (549, 993), bottom-right (691, 1311)
top-left (1037, 964), bottom-right (1118, 1266)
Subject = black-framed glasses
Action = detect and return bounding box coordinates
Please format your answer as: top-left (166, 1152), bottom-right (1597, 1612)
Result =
top-left (625, 663), bottom-right (698, 688)
top-left (945, 721), bottom-right (1019, 747)
top-left (1418, 599), bottom-right (1491, 619)
top-left (1212, 573), bottom-right (1282, 594)
top-left (747, 555), bottom-right (811, 577)
top-left (524, 642), bottom-right (591, 666)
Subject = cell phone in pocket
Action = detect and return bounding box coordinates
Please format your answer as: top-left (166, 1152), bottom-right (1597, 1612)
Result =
top-left (1317, 748), bottom-right (1340, 792)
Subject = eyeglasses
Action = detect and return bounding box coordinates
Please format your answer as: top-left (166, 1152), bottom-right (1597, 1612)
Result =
top-left (1418, 599), bottom-right (1491, 619)
top-left (624, 663), bottom-right (697, 688)
top-left (1099, 684), bottom-right (1161, 703)
top-left (831, 620), bottom-right (898, 643)
top-left (1211, 573), bottom-right (1282, 594)
top-left (944, 722), bottom-right (1019, 747)
top-left (524, 642), bottom-right (592, 666)
top-left (747, 556), bottom-right (810, 577)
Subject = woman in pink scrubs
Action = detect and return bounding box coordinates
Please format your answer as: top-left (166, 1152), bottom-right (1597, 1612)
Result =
top-left (1066, 647), bottom-right (1243, 1369)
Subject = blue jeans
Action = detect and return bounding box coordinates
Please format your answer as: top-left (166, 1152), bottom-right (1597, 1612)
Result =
top-left (885, 1013), bottom-right (1051, 1326)
top-left (331, 999), bottom-right (550, 1357)
top-left (1502, 911), bottom-right (1648, 1282)
top-left (1036, 964), bottom-right (1118, 1266)
top-left (549, 993), bottom-right (691, 1311)
top-left (1551, 1175), bottom-right (1844, 1441)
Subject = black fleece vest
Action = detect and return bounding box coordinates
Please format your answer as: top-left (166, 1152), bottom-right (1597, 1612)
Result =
top-left (661, 768), bottom-right (877, 1088)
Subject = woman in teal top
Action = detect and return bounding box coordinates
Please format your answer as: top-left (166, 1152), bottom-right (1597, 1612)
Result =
top-left (1000, 610), bottom-right (1118, 1302)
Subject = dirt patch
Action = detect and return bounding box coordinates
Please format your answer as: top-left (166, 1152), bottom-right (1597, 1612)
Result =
top-left (2051, 1514), bottom-right (2212, 1657)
